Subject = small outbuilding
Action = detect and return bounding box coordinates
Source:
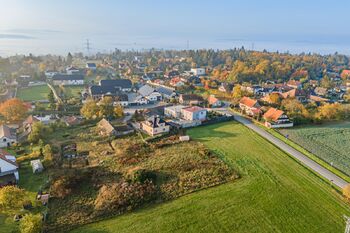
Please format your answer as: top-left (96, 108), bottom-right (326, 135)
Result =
top-left (30, 159), bottom-right (44, 173)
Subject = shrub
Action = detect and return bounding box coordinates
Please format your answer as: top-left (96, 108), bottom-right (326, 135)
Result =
top-left (16, 150), bottom-right (41, 164)
top-left (19, 213), bottom-right (42, 233)
top-left (126, 168), bottom-right (157, 184)
top-left (94, 180), bottom-right (157, 216)
top-left (0, 186), bottom-right (27, 211)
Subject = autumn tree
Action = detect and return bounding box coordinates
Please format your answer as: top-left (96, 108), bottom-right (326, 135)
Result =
top-left (19, 213), bottom-right (42, 233)
top-left (80, 98), bottom-right (99, 119)
top-left (0, 98), bottom-right (28, 122)
top-left (28, 122), bottom-right (53, 143)
top-left (0, 186), bottom-right (27, 211)
top-left (98, 96), bottom-right (114, 117)
top-left (114, 104), bottom-right (124, 118)
top-left (316, 103), bottom-right (344, 120)
top-left (48, 90), bottom-right (56, 110)
top-left (42, 144), bottom-right (54, 167)
top-left (268, 93), bottom-right (281, 105)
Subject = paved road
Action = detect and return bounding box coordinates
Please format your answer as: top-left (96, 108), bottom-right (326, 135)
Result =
top-left (233, 113), bottom-right (348, 189)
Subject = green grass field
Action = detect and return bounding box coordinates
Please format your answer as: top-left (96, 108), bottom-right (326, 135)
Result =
top-left (58, 85), bottom-right (84, 99)
top-left (279, 122), bottom-right (350, 176)
top-left (17, 85), bottom-right (50, 101)
top-left (71, 122), bottom-right (350, 233)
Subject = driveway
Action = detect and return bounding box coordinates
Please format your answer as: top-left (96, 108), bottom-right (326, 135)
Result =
top-left (233, 113), bottom-right (348, 189)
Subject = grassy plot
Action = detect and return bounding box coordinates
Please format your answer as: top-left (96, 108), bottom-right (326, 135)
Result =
top-left (279, 122), bottom-right (350, 176)
top-left (71, 122), bottom-right (350, 233)
top-left (56, 85), bottom-right (84, 99)
top-left (0, 161), bottom-right (49, 233)
top-left (17, 85), bottom-right (50, 101)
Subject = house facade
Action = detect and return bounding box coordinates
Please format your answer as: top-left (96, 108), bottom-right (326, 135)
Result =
top-left (0, 125), bottom-right (17, 148)
top-left (239, 97), bottom-right (261, 116)
top-left (208, 95), bottom-right (222, 107)
top-left (179, 94), bottom-right (204, 106)
top-left (191, 68), bottom-right (206, 76)
top-left (263, 108), bottom-right (293, 128)
top-left (181, 106), bottom-right (207, 121)
top-left (52, 74), bottom-right (84, 86)
top-left (164, 105), bottom-right (187, 118)
top-left (0, 151), bottom-right (19, 186)
top-left (140, 116), bottom-right (170, 136)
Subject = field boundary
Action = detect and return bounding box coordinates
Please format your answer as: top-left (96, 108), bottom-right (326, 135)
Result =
top-left (230, 109), bottom-right (350, 184)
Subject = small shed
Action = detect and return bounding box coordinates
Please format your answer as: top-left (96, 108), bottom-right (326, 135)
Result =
top-left (30, 159), bottom-right (44, 173)
top-left (179, 135), bottom-right (190, 142)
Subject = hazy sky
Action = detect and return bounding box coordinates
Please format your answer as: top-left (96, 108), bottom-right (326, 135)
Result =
top-left (1, 0), bottom-right (350, 56)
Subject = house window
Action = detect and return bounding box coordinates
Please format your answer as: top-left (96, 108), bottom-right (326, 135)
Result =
top-left (3, 138), bottom-right (6, 142)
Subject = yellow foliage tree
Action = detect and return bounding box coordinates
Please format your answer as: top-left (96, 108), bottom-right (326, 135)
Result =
top-left (0, 98), bottom-right (28, 122)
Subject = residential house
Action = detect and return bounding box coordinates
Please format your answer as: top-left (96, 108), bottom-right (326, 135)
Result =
top-left (309, 95), bottom-right (330, 104)
top-left (155, 86), bottom-right (177, 99)
top-left (89, 85), bottom-right (129, 106)
top-left (263, 108), bottom-right (293, 128)
top-left (22, 115), bottom-right (39, 133)
top-left (62, 116), bottom-right (82, 127)
top-left (165, 70), bottom-right (180, 79)
top-left (0, 125), bottom-right (17, 148)
top-left (52, 74), bottom-right (84, 86)
top-left (219, 83), bottom-right (233, 93)
top-left (97, 119), bottom-right (116, 136)
top-left (99, 79), bottom-right (132, 92)
top-left (140, 116), bottom-right (170, 136)
top-left (181, 106), bottom-right (207, 121)
top-left (314, 87), bottom-right (328, 97)
top-left (170, 77), bottom-right (185, 87)
top-left (239, 97), bottom-right (261, 116)
top-left (0, 150), bottom-right (19, 186)
top-left (187, 76), bottom-right (202, 86)
top-left (190, 68), bottom-right (206, 76)
top-left (179, 94), bottom-right (204, 106)
top-left (86, 63), bottom-right (97, 71)
top-left (208, 95), bottom-right (222, 107)
top-left (66, 66), bottom-right (80, 75)
top-left (287, 80), bottom-right (302, 89)
top-left (138, 85), bottom-right (162, 102)
top-left (164, 105), bottom-right (187, 118)
top-left (281, 89), bottom-right (308, 102)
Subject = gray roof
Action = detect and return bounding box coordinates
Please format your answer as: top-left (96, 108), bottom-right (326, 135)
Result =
top-left (99, 79), bottom-right (132, 89)
top-left (0, 125), bottom-right (16, 140)
top-left (52, 74), bottom-right (84, 81)
top-left (156, 86), bottom-right (175, 97)
top-left (90, 86), bottom-right (128, 101)
top-left (138, 85), bottom-right (155, 97)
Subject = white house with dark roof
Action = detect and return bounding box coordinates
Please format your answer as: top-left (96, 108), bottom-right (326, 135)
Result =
top-left (140, 116), bottom-right (170, 136)
top-left (86, 63), bottom-right (97, 71)
top-left (0, 125), bottom-right (17, 148)
top-left (0, 150), bottom-right (19, 186)
top-left (52, 74), bottom-right (84, 86)
top-left (99, 79), bottom-right (132, 92)
top-left (138, 85), bottom-right (162, 102)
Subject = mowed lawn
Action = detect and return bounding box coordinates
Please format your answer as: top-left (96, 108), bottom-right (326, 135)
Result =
top-left (71, 122), bottom-right (350, 233)
top-left (279, 122), bottom-right (350, 175)
top-left (17, 85), bottom-right (50, 101)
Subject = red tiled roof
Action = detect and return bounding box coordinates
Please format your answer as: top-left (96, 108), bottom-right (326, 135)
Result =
top-left (263, 108), bottom-right (285, 121)
top-left (208, 95), bottom-right (219, 105)
top-left (240, 97), bottom-right (258, 108)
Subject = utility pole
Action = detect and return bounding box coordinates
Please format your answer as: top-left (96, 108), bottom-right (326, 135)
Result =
top-left (85, 39), bottom-right (91, 55)
top-left (344, 215), bottom-right (350, 233)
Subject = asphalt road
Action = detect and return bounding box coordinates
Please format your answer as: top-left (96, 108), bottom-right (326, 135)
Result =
top-left (233, 113), bottom-right (348, 189)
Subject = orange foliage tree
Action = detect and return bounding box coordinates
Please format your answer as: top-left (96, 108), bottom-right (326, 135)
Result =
top-left (0, 98), bottom-right (28, 122)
